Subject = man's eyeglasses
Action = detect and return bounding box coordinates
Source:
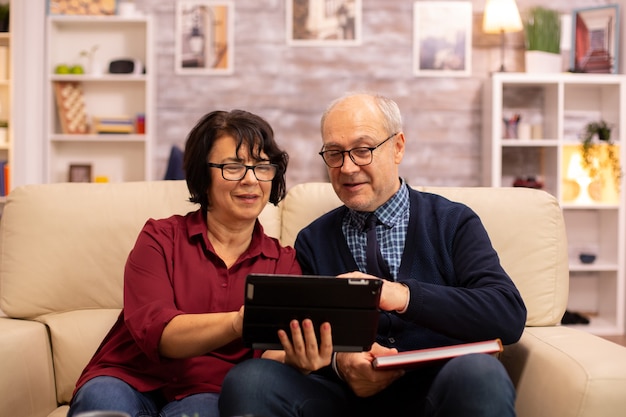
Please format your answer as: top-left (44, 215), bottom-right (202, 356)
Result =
top-left (318, 132), bottom-right (398, 168)
top-left (207, 163), bottom-right (278, 182)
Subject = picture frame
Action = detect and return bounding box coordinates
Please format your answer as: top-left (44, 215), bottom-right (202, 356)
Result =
top-left (175, 0), bottom-right (234, 75)
top-left (571, 5), bottom-right (620, 74)
top-left (48, 0), bottom-right (117, 15)
top-left (68, 164), bottom-right (92, 183)
top-left (413, 1), bottom-right (472, 77)
top-left (287, 0), bottom-right (362, 46)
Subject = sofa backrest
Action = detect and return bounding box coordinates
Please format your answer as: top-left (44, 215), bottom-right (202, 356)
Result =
top-left (0, 180), bottom-right (569, 326)
top-left (0, 181), bottom-right (281, 319)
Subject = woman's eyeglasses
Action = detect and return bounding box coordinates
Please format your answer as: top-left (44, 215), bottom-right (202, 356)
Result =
top-left (207, 163), bottom-right (278, 181)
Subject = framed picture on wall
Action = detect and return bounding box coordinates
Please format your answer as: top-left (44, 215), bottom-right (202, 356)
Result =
top-left (48, 0), bottom-right (117, 15)
top-left (571, 5), bottom-right (620, 74)
top-left (68, 164), bottom-right (92, 183)
top-left (175, 0), bottom-right (234, 75)
top-left (413, 1), bottom-right (472, 77)
top-left (287, 0), bottom-right (362, 46)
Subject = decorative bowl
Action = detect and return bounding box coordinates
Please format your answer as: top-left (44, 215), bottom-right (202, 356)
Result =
top-left (579, 253), bottom-right (597, 264)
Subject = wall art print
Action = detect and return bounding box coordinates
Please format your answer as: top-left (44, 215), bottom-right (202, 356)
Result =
top-left (287, 0), bottom-right (362, 46)
top-left (175, 0), bottom-right (234, 75)
top-left (571, 4), bottom-right (620, 74)
top-left (413, 1), bottom-right (472, 77)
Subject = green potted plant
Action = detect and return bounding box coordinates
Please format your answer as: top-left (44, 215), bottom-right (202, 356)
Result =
top-left (580, 120), bottom-right (621, 188)
top-left (523, 7), bottom-right (561, 72)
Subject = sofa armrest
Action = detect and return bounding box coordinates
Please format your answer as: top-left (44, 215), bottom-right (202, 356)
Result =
top-left (0, 318), bottom-right (58, 417)
top-left (501, 326), bottom-right (626, 417)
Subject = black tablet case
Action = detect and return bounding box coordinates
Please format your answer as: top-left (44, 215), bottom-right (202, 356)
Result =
top-left (243, 274), bottom-right (382, 352)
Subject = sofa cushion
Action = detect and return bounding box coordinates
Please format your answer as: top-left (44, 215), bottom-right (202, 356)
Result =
top-left (280, 182), bottom-right (343, 247)
top-left (503, 326), bottom-right (626, 417)
top-left (258, 201), bottom-right (282, 240)
top-left (37, 309), bottom-right (121, 405)
top-left (0, 318), bottom-right (57, 417)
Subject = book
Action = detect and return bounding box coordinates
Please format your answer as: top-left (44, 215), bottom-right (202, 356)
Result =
top-left (0, 159), bottom-right (6, 196)
top-left (53, 82), bottom-right (89, 134)
top-left (92, 116), bottom-right (134, 134)
top-left (3, 162), bottom-right (9, 196)
top-left (371, 338), bottom-right (503, 370)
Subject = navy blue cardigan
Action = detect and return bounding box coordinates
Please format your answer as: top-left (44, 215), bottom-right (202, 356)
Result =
top-left (294, 186), bottom-right (527, 351)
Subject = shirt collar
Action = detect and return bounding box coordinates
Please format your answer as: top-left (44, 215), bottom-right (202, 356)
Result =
top-left (186, 209), bottom-right (280, 260)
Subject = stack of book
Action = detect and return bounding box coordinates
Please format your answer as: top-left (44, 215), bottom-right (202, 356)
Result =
top-left (92, 116), bottom-right (134, 134)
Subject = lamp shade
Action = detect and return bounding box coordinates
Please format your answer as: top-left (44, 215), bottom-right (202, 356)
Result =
top-left (566, 152), bottom-right (587, 180)
top-left (483, 0), bottom-right (523, 34)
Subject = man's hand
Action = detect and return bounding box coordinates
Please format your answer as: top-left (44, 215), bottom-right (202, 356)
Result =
top-left (335, 342), bottom-right (404, 397)
top-left (278, 319), bottom-right (333, 374)
top-left (336, 271), bottom-right (409, 312)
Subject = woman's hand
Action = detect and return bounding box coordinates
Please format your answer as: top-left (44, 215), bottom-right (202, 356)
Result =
top-left (335, 342), bottom-right (404, 397)
top-left (231, 305), bottom-right (244, 336)
top-left (279, 319), bottom-right (333, 374)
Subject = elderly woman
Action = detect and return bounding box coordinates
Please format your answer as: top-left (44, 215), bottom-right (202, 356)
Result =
top-left (67, 110), bottom-right (327, 417)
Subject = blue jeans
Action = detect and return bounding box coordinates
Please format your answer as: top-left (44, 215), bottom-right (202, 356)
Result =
top-left (68, 376), bottom-right (220, 417)
top-left (218, 353), bottom-right (516, 417)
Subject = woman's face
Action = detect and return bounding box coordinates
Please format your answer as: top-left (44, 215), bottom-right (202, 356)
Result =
top-left (206, 135), bottom-right (273, 225)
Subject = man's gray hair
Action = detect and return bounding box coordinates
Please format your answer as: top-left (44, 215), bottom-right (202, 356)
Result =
top-left (320, 91), bottom-right (403, 136)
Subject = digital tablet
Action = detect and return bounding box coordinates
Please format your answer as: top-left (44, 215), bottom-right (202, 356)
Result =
top-left (242, 274), bottom-right (382, 352)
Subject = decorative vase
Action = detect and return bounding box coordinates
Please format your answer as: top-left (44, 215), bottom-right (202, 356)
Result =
top-left (524, 51), bottom-right (562, 73)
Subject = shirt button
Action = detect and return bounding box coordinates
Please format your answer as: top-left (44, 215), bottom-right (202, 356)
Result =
top-left (221, 283), bottom-right (227, 288)
top-left (388, 337), bottom-right (395, 344)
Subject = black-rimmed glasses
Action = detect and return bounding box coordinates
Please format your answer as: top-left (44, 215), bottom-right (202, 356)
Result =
top-left (318, 132), bottom-right (398, 168)
top-left (207, 163), bottom-right (278, 181)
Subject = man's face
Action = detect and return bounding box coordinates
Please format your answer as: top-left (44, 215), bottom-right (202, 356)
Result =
top-left (321, 95), bottom-right (405, 212)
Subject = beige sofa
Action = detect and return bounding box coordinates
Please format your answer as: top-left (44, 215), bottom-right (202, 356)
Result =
top-left (1, 181), bottom-right (626, 417)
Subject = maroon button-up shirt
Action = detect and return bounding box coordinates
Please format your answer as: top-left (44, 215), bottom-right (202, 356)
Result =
top-left (73, 209), bottom-right (301, 401)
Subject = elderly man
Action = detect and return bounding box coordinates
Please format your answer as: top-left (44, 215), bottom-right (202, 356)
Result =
top-left (219, 92), bottom-right (526, 417)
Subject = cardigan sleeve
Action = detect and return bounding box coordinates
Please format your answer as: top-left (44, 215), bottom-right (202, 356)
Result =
top-left (399, 196), bottom-right (527, 345)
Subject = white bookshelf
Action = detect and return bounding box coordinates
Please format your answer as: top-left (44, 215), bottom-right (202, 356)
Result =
top-left (45, 15), bottom-right (154, 183)
top-left (0, 22), bottom-right (10, 201)
top-left (483, 72), bottom-right (626, 336)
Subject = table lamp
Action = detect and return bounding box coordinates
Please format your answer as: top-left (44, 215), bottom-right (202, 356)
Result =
top-left (566, 151), bottom-right (594, 204)
top-left (483, 0), bottom-right (523, 72)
